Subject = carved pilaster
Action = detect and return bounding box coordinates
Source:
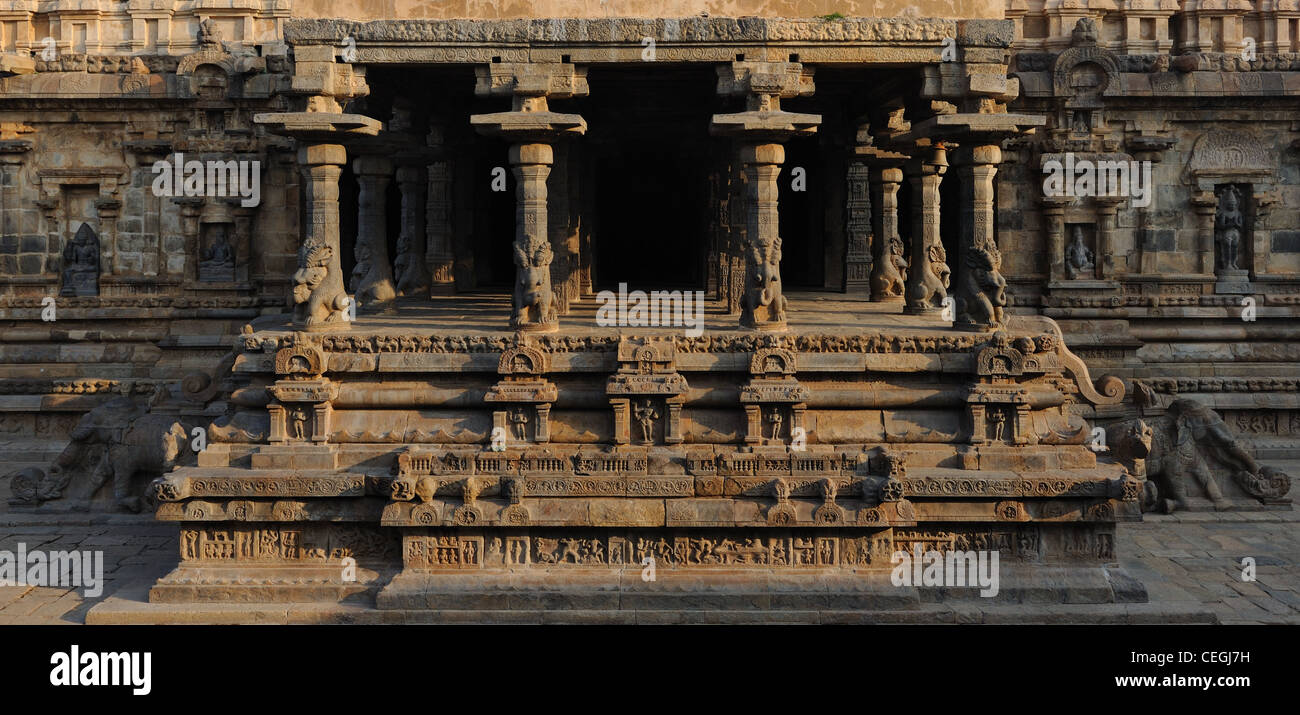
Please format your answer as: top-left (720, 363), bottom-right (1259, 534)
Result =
top-left (1191, 191), bottom-right (1217, 278)
top-left (1094, 196), bottom-right (1122, 279)
top-left (1042, 196), bottom-right (1069, 282)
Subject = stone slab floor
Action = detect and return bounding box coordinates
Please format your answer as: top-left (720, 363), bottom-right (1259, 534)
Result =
top-left (0, 510), bottom-right (1295, 625)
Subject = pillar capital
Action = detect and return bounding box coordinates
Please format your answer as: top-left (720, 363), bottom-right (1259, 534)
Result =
top-left (474, 62), bottom-right (590, 105)
top-left (509, 142), bottom-right (555, 167)
top-left (297, 142), bottom-right (348, 168)
top-left (738, 142), bottom-right (784, 166)
top-left (952, 143), bottom-right (1002, 167)
top-left (395, 164), bottom-right (423, 185)
top-left (715, 61), bottom-right (815, 112)
top-left (352, 154), bottom-right (394, 177)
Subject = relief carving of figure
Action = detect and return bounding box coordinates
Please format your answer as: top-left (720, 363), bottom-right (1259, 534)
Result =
top-left (60, 223), bottom-right (100, 297)
top-left (1215, 185), bottom-right (1245, 272)
top-left (513, 240), bottom-right (556, 330)
top-left (1065, 225), bottom-right (1095, 280)
top-left (199, 224), bottom-right (236, 282)
top-left (290, 407), bottom-right (309, 441)
top-left (510, 408), bottom-right (529, 441)
top-left (742, 238), bottom-right (788, 328)
top-left (767, 408), bottom-right (784, 440)
top-left (197, 17), bottom-right (223, 49)
top-left (634, 399), bottom-right (659, 443)
top-left (1106, 398), bottom-right (1291, 512)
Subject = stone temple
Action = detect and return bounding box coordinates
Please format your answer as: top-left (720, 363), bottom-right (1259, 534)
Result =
top-left (0, 1), bottom-right (1294, 622)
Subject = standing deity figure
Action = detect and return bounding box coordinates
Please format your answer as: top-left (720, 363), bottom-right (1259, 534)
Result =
top-left (989, 407), bottom-right (1007, 442)
top-left (290, 408), bottom-right (308, 441)
top-left (767, 409), bottom-right (784, 441)
top-left (1215, 185), bottom-right (1244, 272)
top-left (1065, 225), bottom-right (1095, 279)
top-left (634, 399), bottom-right (659, 443)
top-left (510, 408), bottom-right (529, 441)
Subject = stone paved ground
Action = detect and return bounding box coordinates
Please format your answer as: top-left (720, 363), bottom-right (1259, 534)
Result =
top-left (0, 511), bottom-right (1296, 624)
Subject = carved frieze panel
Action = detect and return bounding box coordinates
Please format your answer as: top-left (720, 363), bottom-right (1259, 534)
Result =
top-left (179, 524), bottom-right (397, 562)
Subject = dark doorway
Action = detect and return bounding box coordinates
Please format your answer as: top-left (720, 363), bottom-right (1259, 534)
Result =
top-left (580, 66), bottom-right (715, 290)
top-left (778, 134), bottom-right (823, 288)
top-left (470, 133), bottom-right (517, 288)
top-left (940, 166), bottom-right (962, 294)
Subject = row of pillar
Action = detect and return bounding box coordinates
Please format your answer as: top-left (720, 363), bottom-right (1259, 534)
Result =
top-left (276, 62), bottom-right (1013, 335)
top-left (350, 152), bottom-right (456, 313)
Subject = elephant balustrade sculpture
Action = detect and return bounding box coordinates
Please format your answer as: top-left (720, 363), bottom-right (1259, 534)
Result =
top-left (1106, 398), bottom-right (1291, 513)
top-left (7, 396), bottom-right (191, 512)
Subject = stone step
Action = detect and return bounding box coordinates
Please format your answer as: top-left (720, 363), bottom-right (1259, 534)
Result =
top-left (85, 597), bottom-right (1216, 625)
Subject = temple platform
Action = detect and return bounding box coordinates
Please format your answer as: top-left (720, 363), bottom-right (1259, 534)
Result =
top-left (259, 291), bottom-right (958, 337)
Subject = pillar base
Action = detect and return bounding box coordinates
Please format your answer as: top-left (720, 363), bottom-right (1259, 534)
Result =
top-left (513, 321), bottom-right (560, 334)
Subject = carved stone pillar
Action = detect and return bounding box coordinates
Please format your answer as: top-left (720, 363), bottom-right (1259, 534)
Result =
top-left (294, 143), bottom-right (351, 332)
top-left (510, 142), bottom-right (557, 332)
top-left (425, 124), bottom-right (455, 295)
top-left (394, 164), bottom-right (430, 297)
top-left (709, 61), bottom-right (820, 331)
top-left (1191, 191), bottom-right (1217, 276)
top-left (739, 142), bottom-right (788, 330)
top-left (724, 157), bottom-right (747, 314)
top-left (548, 141), bottom-right (580, 315)
top-left (953, 144), bottom-right (1006, 331)
top-left (352, 155), bottom-right (396, 311)
top-left (844, 161), bottom-right (872, 294)
top-left (425, 159), bottom-right (454, 294)
top-left (903, 144), bottom-right (950, 315)
top-left (869, 166), bottom-right (906, 302)
top-left (470, 62), bottom-right (588, 331)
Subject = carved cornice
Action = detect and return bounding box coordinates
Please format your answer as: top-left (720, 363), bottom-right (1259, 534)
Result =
top-left (284, 18), bottom-right (964, 46)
